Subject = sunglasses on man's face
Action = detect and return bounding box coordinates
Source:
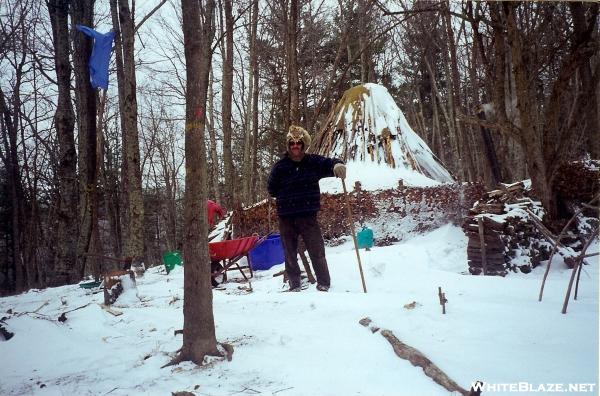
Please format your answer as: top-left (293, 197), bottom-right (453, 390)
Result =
top-left (288, 141), bottom-right (303, 147)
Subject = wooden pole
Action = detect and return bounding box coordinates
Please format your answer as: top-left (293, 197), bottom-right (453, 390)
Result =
top-left (342, 179), bottom-right (367, 293)
top-left (539, 212), bottom-right (575, 301)
top-left (573, 261), bottom-right (584, 300)
top-left (539, 194), bottom-right (599, 301)
top-left (268, 197), bottom-right (273, 233)
top-left (477, 217), bottom-right (488, 275)
top-left (561, 225), bottom-right (599, 314)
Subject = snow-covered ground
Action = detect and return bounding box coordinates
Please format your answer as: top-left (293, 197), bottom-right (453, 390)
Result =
top-left (319, 160), bottom-right (442, 194)
top-left (1, 224), bottom-right (598, 396)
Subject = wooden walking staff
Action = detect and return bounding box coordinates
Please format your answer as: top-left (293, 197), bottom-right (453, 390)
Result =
top-left (342, 179), bottom-right (367, 293)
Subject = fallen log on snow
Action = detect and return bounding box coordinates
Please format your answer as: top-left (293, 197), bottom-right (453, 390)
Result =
top-left (359, 317), bottom-right (481, 396)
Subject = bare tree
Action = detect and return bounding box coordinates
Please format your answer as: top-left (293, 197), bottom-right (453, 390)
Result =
top-left (241, 0), bottom-right (259, 204)
top-left (71, 0), bottom-right (100, 279)
top-left (287, 0), bottom-right (300, 125)
top-left (172, 0), bottom-right (224, 366)
top-left (221, 0), bottom-right (235, 208)
top-left (110, 0), bottom-right (145, 264)
top-left (486, 2), bottom-right (599, 218)
top-left (47, 0), bottom-right (78, 286)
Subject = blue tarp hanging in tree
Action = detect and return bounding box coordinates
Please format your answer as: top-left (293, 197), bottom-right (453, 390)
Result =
top-left (75, 25), bottom-right (116, 90)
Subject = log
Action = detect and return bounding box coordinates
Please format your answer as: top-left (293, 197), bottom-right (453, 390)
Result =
top-left (467, 243), bottom-right (504, 252)
top-left (99, 304), bottom-right (123, 316)
top-left (467, 242), bottom-right (504, 250)
top-left (467, 255), bottom-right (505, 263)
top-left (468, 261), bottom-right (505, 269)
top-left (467, 253), bottom-right (505, 260)
top-left (465, 232), bottom-right (502, 242)
top-left (474, 203), bottom-right (504, 210)
top-left (467, 242), bottom-right (504, 249)
top-left (468, 259), bottom-right (505, 266)
top-left (481, 216), bottom-right (505, 231)
top-left (467, 255), bottom-right (505, 262)
top-left (467, 260), bottom-right (505, 269)
top-left (103, 270), bottom-right (135, 305)
top-left (525, 209), bottom-right (560, 248)
top-left (359, 318), bottom-right (474, 395)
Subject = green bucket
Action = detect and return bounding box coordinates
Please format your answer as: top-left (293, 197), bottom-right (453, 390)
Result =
top-left (163, 250), bottom-right (183, 274)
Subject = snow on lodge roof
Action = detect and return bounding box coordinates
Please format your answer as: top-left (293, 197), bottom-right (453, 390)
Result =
top-left (312, 83), bottom-right (454, 190)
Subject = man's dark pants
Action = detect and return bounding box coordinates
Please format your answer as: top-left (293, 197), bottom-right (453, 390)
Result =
top-left (278, 213), bottom-right (330, 289)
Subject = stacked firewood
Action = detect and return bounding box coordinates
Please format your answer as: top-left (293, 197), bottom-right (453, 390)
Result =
top-left (233, 182), bottom-right (485, 242)
top-left (462, 182), bottom-right (551, 276)
top-left (463, 216), bottom-right (507, 276)
top-left (554, 160), bottom-right (600, 203)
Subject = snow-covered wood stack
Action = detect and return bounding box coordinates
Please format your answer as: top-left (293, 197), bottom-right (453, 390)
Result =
top-left (462, 181), bottom-right (552, 276)
top-left (235, 182), bottom-right (485, 244)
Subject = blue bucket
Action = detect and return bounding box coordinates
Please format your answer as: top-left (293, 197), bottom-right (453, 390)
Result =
top-left (249, 234), bottom-right (285, 270)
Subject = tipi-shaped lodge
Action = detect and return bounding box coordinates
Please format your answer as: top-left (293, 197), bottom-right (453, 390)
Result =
top-left (312, 83), bottom-right (454, 184)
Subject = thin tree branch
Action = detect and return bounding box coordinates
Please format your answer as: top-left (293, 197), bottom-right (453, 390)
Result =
top-left (134, 0), bottom-right (168, 33)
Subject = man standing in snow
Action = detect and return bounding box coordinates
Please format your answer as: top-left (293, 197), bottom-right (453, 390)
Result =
top-left (268, 125), bottom-right (346, 292)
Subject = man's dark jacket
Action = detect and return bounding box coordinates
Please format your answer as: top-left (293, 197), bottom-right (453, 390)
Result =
top-left (268, 153), bottom-right (342, 217)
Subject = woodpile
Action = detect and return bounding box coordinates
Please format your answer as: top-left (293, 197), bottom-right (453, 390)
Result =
top-left (462, 181), bottom-right (551, 276)
top-left (233, 182), bottom-right (486, 243)
top-left (554, 160), bottom-right (599, 204)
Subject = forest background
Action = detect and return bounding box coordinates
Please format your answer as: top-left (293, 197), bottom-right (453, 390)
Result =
top-left (0, 0), bottom-right (598, 294)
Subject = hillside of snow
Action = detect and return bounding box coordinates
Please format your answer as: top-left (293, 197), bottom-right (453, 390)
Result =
top-left (1, 224), bottom-right (598, 396)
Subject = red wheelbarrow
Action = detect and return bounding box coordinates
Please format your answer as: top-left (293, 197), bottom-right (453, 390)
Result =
top-left (209, 235), bottom-right (262, 286)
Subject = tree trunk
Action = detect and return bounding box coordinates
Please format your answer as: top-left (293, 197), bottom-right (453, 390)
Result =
top-left (71, 0), bottom-right (99, 279)
top-left (207, 68), bottom-right (221, 204)
top-left (221, 0), bottom-right (235, 209)
top-left (179, 0), bottom-right (219, 365)
top-left (102, 138), bottom-right (123, 258)
top-left (242, 0), bottom-right (259, 204)
top-left (47, 0), bottom-right (79, 287)
top-left (249, 5), bottom-right (260, 203)
top-left (358, 0), bottom-right (372, 84)
top-left (443, 4), bottom-right (472, 181)
top-left (111, 0), bottom-right (145, 262)
top-left (425, 57), bottom-right (458, 177)
top-left (504, 6), bottom-right (548, 197)
top-left (0, 88), bottom-right (26, 292)
top-left (569, 2), bottom-right (600, 159)
top-left (287, 0), bottom-right (300, 126)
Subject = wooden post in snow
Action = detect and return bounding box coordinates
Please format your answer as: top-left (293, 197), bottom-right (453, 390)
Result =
top-left (438, 287), bottom-right (447, 314)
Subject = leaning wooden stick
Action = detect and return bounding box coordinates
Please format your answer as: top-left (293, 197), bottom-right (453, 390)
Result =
top-left (539, 193), bottom-right (600, 302)
top-left (561, 225), bottom-right (599, 314)
top-left (342, 179), bottom-right (367, 293)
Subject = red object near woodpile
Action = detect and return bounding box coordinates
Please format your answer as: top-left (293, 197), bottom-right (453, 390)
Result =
top-left (208, 236), bottom-right (259, 261)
